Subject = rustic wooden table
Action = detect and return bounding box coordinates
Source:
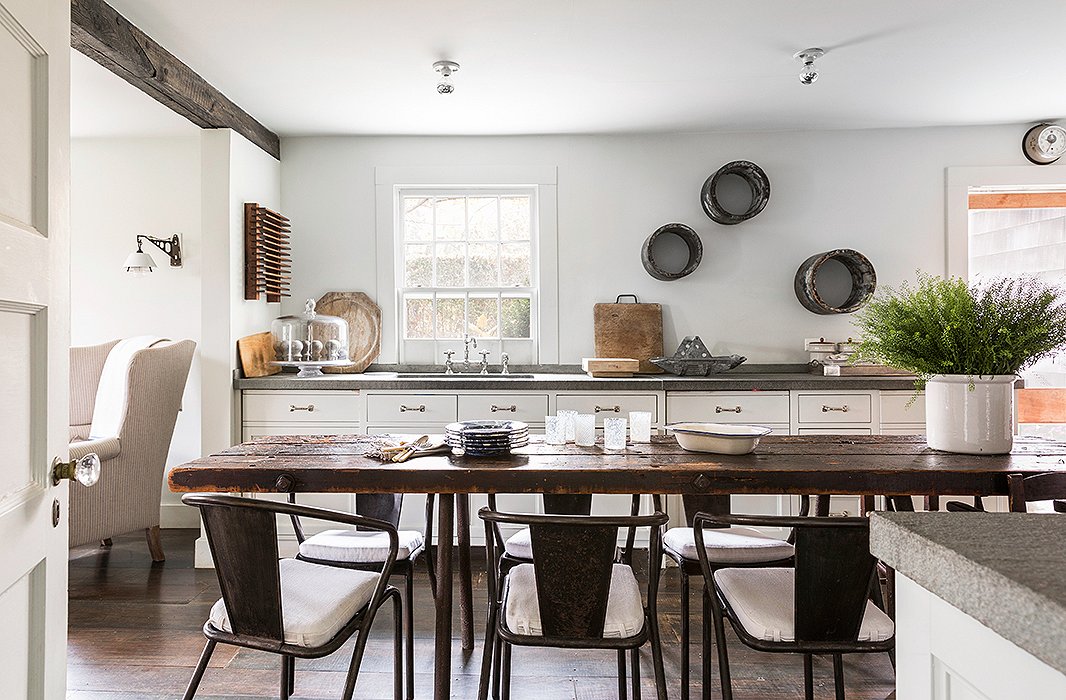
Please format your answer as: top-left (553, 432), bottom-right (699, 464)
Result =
top-left (169, 434), bottom-right (1066, 700)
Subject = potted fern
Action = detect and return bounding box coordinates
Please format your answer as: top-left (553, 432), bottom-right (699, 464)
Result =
top-left (852, 273), bottom-right (1066, 454)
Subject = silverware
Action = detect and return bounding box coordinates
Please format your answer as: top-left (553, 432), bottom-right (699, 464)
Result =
top-left (392, 435), bottom-right (429, 463)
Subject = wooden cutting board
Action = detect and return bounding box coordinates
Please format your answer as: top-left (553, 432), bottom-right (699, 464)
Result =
top-left (237, 331), bottom-right (280, 378)
top-left (593, 295), bottom-right (664, 374)
top-left (316, 291), bottom-right (381, 373)
top-left (582, 357), bottom-right (640, 377)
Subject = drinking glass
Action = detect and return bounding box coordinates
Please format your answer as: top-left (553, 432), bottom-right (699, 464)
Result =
top-left (558, 410), bottom-right (578, 442)
top-left (574, 414), bottom-right (596, 447)
top-left (629, 411), bottom-right (652, 443)
top-left (604, 417), bottom-right (628, 450)
top-left (545, 415), bottom-right (565, 445)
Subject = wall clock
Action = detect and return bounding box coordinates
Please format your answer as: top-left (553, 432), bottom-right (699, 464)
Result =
top-left (1022, 123), bottom-right (1066, 165)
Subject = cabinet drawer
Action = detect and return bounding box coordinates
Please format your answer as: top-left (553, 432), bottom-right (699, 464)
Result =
top-left (667, 392), bottom-right (789, 425)
top-left (556, 394), bottom-right (658, 425)
top-left (243, 424), bottom-right (360, 441)
top-left (881, 391), bottom-right (926, 424)
top-left (243, 391), bottom-right (358, 423)
top-left (796, 394), bottom-right (872, 423)
top-left (366, 394), bottom-right (457, 424)
top-left (797, 427), bottom-right (872, 435)
top-left (458, 394), bottom-right (549, 423)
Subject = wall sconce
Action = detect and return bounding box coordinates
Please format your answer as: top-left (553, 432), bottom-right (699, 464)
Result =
top-left (123, 234), bottom-right (182, 276)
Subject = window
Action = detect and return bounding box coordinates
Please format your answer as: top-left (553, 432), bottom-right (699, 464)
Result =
top-left (397, 188), bottom-right (537, 358)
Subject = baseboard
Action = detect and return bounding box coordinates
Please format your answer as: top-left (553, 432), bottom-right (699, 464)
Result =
top-left (160, 502), bottom-right (201, 529)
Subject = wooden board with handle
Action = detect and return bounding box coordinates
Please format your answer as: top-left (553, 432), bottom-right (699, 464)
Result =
top-left (593, 295), bottom-right (664, 374)
top-left (316, 291), bottom-right (381, 374)
top-left (237, 331), bottom-right (281, 378)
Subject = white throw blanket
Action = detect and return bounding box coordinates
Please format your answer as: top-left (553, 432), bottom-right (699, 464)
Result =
top-left (89, 336), bottom-right (169, 439)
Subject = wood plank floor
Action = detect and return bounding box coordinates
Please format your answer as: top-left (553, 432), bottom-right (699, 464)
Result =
top-left (67, 529), bottom-right (895, 699)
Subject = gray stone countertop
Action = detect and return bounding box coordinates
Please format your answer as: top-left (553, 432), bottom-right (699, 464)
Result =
top-left (235, 369), bottom-right (920, 391)
top-left (871, 512), bottom-right (1066, 675)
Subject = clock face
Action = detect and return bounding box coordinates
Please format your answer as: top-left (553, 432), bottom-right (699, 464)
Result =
top-left (1024, 124), bottom-right (1066, 164)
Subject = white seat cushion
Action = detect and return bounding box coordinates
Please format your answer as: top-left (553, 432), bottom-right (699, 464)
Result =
top-left (503, 528), bottom-right (533, 559)
top-left (664, 526), bottom-right (794, 564)
top-left (209, 558), bottom-right (380, 648)
top-left (298, 529), bottom-right (425, 563)
top-left (503, 563), bottom-right (645, 639)
top-left (713, 567), bottom-right (894, 643)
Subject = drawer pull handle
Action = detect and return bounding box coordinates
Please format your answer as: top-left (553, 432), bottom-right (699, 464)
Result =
top-left (594, 405), bottom-right (621, 413)
top-left (715, 405), bottom-right (742, 414)
top-left (822, 405), bottom-right (849, 413)
top-left (399, 404), bottom-right (427, 413)
top-left (289, 404), bottom-right (316, 412)
top-left (491, 404), bottom-right (517, 413)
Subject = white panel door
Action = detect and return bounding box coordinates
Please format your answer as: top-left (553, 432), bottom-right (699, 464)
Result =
top-left (0, 0), bottom-right (70, 697)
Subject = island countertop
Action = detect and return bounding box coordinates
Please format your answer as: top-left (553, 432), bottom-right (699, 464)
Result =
top-left (871, 511), bottom-right (1066, 676)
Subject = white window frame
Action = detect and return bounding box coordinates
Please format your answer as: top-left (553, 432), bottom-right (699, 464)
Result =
top-left (375, 166), bottom-right (559, 366)
top-left (946, 165), bottom-right (1066, 278)
top-left (396, 186), bottom-right (539, 362)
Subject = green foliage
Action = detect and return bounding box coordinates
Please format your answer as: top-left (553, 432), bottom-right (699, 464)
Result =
top-left (852, 272), bottom-right (1066, 384)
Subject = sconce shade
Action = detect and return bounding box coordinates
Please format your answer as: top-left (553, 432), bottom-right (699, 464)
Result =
top-left (123, 250), bottom-right (157, 275)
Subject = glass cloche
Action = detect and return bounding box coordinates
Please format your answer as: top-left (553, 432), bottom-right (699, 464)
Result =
top-left (271, 298), bottom-right (351, 377)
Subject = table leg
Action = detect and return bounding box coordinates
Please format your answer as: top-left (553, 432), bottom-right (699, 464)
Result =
top-left (456, 493), bottom-right (475, 652)
top-left (434, 494), bottom-right (454, 700)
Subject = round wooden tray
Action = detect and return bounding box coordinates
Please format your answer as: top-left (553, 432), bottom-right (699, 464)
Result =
top-left (315, 291), bottom-right (381, 373)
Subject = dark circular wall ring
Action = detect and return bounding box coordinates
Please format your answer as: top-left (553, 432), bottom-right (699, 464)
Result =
top-left (700, 160), bottom-right (771, 225)
top-left (794, 248), bottom-right (877, 315)
top-left (641, 223), bottom-right (703, 281)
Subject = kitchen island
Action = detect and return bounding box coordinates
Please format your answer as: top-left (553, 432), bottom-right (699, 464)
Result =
top-left (871, 511), bottom-right (1066, 699)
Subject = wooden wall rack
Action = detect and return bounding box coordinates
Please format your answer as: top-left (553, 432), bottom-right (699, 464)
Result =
top-left (244, 203), bottom-right (292, 302)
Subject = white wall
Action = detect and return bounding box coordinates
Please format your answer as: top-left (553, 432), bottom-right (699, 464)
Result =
top-left (200, 130), bottom-right (282, 458)
top-left (281, 125), bottom-right (1028, 364)
top-left (70, 136), bottom-right (202, 526)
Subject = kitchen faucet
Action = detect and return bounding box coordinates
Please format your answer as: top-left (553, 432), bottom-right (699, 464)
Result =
top-left (463, 334), bottom-right (477, 370)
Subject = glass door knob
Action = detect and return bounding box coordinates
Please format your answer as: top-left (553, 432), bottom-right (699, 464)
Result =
top-left (52, 453), bottom-right (101, 487)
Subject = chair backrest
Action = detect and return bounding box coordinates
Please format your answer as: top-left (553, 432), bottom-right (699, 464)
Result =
top-left (184, 493), bottom-right (399, 646)
top-left (186, 494), bottom-right (286, 642)
top-left (480, 508), bottom-right (668, 641)
top-left (1008, 472), bottom-right (1066, 512)
top-left (694, 512), bottom-right (875, 644)
top-left (69, 340), bottom-right (121, 432)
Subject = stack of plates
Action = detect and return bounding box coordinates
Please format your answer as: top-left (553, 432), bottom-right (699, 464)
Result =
top-left (445, 420), bottom-right (529, 456)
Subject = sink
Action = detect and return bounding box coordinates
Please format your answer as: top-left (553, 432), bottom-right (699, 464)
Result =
top-left (395, 373), bottom-right (535, 379)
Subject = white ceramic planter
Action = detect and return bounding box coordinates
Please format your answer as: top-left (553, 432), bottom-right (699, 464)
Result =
top-left (925, 375), bottom-right (1017, 454)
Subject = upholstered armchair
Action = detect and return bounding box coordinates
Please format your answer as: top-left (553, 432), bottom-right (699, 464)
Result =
top-left (68, 339), bottom-right (196, 561)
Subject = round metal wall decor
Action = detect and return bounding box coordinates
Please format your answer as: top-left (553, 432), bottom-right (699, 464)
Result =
top-left (794, 248), bottom-right (877, 315)
top-left (701, 160), bottom-right (771, 225)
top-left (641, 223), bottom-right (703, 281)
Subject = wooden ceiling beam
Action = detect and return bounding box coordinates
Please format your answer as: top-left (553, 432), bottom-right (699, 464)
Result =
top-left (70, 0), bottom-right (280, 159)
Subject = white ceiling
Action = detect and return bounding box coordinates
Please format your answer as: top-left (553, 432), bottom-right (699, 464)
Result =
top-left (73, 0), bottom-right (1066, 138)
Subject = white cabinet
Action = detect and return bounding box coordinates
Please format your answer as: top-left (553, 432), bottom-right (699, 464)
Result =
top-left (556, 393), bottom-right (659, 426)
top-left (896, 574), bottom-right (1066, 700)
top-left (241, 392), bottom-right (363, 547)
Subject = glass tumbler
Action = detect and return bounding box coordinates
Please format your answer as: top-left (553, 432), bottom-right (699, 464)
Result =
top-left (558, 410), bottom-right (578, 442)
top-left (629, 411), bottom-right (652, 443)
top-left (574, 413), bottom-right (596, 447)
top-left (604, 417), bottom-right (628, 450)
top-left (544, 416), bottom-right (565, 445)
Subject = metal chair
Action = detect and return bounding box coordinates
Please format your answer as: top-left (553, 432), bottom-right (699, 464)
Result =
top-left (661, 495), bottom-right (800, 700)
top-left (694, 512), bottom-right (894, 700)
top-left (288, 493), bottom-right (436, 700)
top-left (478, 507), bottom-right (670, 700)
top-left (180, 494), bottom-right (402, 700)
top-left (948, 472), bottom-right (1066, 513)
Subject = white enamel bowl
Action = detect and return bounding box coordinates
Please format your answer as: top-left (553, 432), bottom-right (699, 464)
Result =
top-left (667, 422), bottom-right (773, 455)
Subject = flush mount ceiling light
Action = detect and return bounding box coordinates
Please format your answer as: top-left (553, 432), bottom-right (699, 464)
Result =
top-left (123, 234), bottom-right (183, 276)
top-left (793, 48), bottom-right (824, 85)
top-left (433, 60), bottom-right (459, 94)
